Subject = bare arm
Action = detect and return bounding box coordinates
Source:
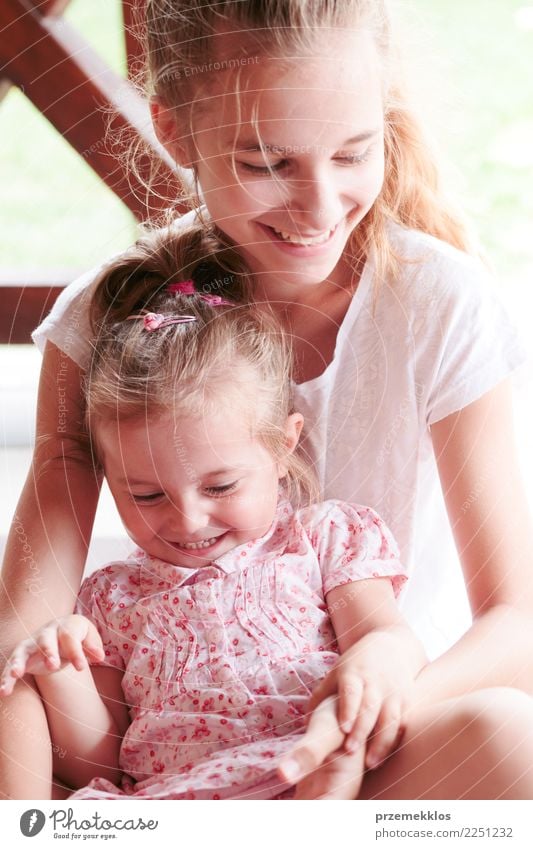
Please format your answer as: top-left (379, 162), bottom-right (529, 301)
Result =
top-left (0, 614), bottom-right (129, 789)
top-left (0, 341), bottom-right (101, 657)
top-left (36, 664), bottom-right (128, 789)
top-left (411, 379), bottom-right (533, 709)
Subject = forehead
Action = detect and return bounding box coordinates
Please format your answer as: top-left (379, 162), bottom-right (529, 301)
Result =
top-left (96, 410), bottom-right (267, 478)
top-left (194, 29), bottom-right (384, 144)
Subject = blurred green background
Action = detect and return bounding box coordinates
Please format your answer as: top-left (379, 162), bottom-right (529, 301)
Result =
top-left (0, 0), bottom-right (532, 298)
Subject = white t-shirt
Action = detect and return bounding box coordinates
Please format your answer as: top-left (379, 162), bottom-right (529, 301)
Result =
top-left (32, 216), bottom-right (526, 658)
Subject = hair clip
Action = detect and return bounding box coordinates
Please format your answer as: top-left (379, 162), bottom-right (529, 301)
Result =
top-left (167, 279), bottom-right (233, 307)
top-left (126, 312), bottom-right (197, 332)
top-left (167, 280), bottom-right (195, 295)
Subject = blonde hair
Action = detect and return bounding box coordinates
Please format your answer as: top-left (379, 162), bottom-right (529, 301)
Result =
top-left (135, 0), bottom-right (473, 284)
top-left (86, 223), bottom-right (319, 507)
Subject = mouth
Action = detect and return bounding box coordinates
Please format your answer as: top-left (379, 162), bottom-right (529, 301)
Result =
top-left (168, 532), bottom-right (229, 553)
top-left (259, 222), bottom-right (339, 249)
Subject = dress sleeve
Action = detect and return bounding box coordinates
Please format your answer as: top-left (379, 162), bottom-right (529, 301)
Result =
top-left (74, 563), bottom-right (141, 670)
top-left (304, 501), bottom-right (408, 598)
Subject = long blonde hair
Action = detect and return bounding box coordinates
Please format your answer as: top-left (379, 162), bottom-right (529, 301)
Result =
top-left (134, 0), bottom-right (473, 283)
top-left (86, 223), bottom-right (319, 506)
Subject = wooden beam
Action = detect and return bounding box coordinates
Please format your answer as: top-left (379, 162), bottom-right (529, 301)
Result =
top-left (122, 0), bottom-right (146, 82)
top-left (0, 0), bottom-right (184, 220)
top-left (29, 0), bottom-right (72, 16)
top-left (0, 281), bottom-right (66, 344)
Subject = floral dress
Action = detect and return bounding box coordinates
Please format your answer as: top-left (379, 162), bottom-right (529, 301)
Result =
top-left (70, 496), bottom-right (406, 800)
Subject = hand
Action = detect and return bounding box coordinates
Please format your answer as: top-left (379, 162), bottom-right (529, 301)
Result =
top-left (278, 696), bottom-right (365, 799)
top-left (307, 628), bottom-right (424, 769)
top-left (0, 614), bottom-right (105, 696)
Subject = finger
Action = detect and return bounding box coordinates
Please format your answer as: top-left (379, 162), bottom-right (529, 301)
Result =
top-left (0, 641), bottom-right (36, 694)
top-left (345, 684), bottom-right (382, 753)
top-left (34, 628), bottom-right (62, 670)
top-left (278, 695), bottom-right (344, 785)
top-left (307, 675), bottom-right (337, 714)
top-left (336, 675), bottom-right (364, 734)
top-left (81, 624), bottom-right (105, 662)
top-left (0, 661), bottom-right (20, 696)
top-left (56, 627), bottom-right (87, 671)
top-left (294, 747), bottom-right (365, 800)
top-left (365, 697), bottom-right (404, 770)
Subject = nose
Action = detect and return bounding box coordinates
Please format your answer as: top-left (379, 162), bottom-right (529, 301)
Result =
top-left (287, 167), bottom-right (343, 231)
top-left (166, 494), bottom-right (210, 540)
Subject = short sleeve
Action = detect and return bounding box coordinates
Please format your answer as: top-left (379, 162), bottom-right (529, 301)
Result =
top-left (301, 500), bottom-right (408, 597)
top-left (419, 252), bottom-right (527, 426)
top-left (75, 562), bottom-right (142, 670)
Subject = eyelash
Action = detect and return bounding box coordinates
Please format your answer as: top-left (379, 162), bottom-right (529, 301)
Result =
top-left (132, 482), bottom-right (239, 504)
top-left (204, 482), bottom-right (239, 497)
top-left (240, 150), bottom-right (371, 175)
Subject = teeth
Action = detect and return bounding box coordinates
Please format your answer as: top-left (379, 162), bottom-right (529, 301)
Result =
top-left (272, 227), bottom-right (335, 246)
top-left (175, 536), bottom-right (220, 550)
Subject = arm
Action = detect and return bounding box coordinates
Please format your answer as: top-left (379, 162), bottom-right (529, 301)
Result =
top-left (314, 578), bottom-right (427, 754)
top-left (37, 665), bottom-right (128, 789)
top-left (411, 378), bottom-right (533, 709)
top-left (0, 615), bottom-right (129, 789)
top-left (0, 341), bottom-right (101, 654)
top-left (0, 342), bottom-right (101, 797)
top-left (277, 578), bottom-right (427, 789)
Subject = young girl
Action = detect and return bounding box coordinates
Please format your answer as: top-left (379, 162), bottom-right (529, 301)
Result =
top-left (2, 0), bottom-right (533, 800)
top-left (0, 227), bottom-right (427, 799)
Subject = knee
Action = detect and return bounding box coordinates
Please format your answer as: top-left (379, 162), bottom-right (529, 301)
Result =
top-left (455, 688), bottom-right (533, 753)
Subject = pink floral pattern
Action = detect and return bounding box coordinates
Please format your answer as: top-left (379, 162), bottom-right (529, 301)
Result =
top-left (70, 497), bottom-right (406, 800)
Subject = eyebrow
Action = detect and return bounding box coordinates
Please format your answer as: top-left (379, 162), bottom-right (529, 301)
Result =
top-left (233, 130), bottom-right (380, 154)
top-left (117, 468), bottom-right (244, 487)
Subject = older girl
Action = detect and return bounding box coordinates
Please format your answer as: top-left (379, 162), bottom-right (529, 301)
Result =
top-left (2, 0), bottom-right (533, 799)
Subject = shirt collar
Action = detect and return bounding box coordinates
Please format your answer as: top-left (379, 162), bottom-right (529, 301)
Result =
top-left (135, 489), bottom-right (295, 591)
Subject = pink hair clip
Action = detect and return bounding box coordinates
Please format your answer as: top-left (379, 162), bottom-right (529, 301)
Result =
top-left (126, 311), bottom-right (197, 332)
top-left (167, 280), bottom-right (195, 295)
top-left (167, 279), bottom-right (233, 307)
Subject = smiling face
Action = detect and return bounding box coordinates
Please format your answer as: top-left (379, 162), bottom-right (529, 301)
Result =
top-left (154, 31), bottom-right (385, 296)
top-left (96, 408), bottom-right (302, 569)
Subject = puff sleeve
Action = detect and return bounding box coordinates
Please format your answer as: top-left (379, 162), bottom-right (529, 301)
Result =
top-left (300, 500), bottom-right (408, 597)
top-left (75, 563), bottom-right (142, 670)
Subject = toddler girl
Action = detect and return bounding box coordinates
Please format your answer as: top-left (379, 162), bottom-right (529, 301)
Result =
top-left (0, 225), bottom-right (423, 800)
top-left (2, 0), bottom-right (533, 800)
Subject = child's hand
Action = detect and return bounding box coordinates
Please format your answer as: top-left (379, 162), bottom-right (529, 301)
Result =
top-left (307, 629), bottom-right (425, 770)
top-left (0, 614), bottom-right (104, 696)
top-left (278, 696), bottom-right (365, 799)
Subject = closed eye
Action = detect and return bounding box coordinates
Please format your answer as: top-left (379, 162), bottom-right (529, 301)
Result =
top-left (132, 492), bottom-right (164, 504)
top-left (203, 481), bottom-right (239, 497)
top-left (239, 160), bottom-right (289, 174)
top-left (239, 147), bottom-right (372, 175)
top-left (334, 149), bottom-right (372, 165)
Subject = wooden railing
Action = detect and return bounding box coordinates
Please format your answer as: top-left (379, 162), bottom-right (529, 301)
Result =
top-left (0, 0), bottom-right (185, 343)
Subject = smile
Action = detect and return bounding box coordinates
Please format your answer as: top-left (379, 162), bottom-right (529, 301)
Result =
top-left (270, 226), bottom-right (337, 246)
top-left (170, 533), bottom-right (226, 551)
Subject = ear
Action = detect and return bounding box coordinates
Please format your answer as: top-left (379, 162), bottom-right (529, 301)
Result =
top-left (150, 98), bottom-right (195, 170)
top-left (277, 412), bottom-right (304, 478)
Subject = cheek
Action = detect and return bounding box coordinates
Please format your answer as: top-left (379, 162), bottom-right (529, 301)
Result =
top-left (119, 502), bottom-right (160, 543)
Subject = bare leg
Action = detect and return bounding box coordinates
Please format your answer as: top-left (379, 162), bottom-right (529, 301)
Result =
top-left (0, 678), bottom-right (53, 799)
top-left (361, 688), bottom-right (533, 800)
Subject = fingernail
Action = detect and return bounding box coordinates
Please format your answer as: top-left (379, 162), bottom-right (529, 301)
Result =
top-left (280, 757), bottom-right (301, 782)
top-left (367, 754), bottom-right (380, 770)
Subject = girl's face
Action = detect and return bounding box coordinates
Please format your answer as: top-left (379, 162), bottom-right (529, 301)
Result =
top-left (97, 408), bottom-right (302, 569)
top-left (167, 32), bottom-right (385, 293)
